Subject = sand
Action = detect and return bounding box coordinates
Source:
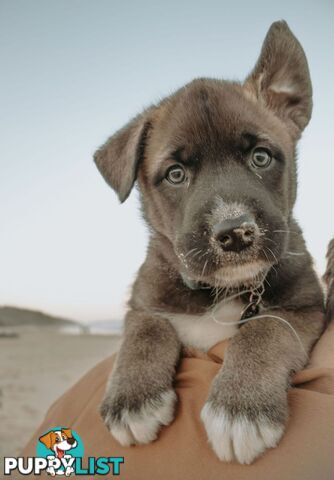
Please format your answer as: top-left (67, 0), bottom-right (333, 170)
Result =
top-left (0, 329), bottom-right (121, 458)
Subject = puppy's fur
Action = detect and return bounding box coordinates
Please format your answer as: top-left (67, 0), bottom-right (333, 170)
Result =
top-left (94, 21), bottom-right (327, 464)
top-left (324, 239), bottom-right (334, 323)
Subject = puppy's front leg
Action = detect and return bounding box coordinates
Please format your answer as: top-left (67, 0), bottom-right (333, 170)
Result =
top-left (100, 310), bottom-right (181, 446)
top-left (201, 309), bottom-right (324, 464)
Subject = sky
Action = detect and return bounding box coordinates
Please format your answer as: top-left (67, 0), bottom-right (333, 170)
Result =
top-left (1, 0), bottom-right (333, 322)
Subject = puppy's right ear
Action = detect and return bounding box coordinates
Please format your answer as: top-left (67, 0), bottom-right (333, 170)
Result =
top-left (39, 431), bottom-right (53, 449)
top-left (94, 108), bottom-right (154, 203)
top-left (61, 428), bottom-right (73, 439)
top-left (244, 21), bottom-right (312, 138)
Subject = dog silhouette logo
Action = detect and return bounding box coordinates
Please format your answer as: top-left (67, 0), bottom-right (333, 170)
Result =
top-left (37, 426), bottom-right (84, 476)
top-left (4, 426), bottom-right (123, 476)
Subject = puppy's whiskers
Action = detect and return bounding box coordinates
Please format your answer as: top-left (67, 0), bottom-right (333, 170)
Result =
top-left (192, 249), bottom-right (204, 259)
top-left (201, 258), bottom-right (209, 278)
top-left (266, 246), bottom-right (279, 264)
top-left (285, 251), bottom-right (306, 256)
top-left (183, 248), bottom-right (199, 259)
top-left (264, 236), bottom-right (279, 247)
top-left (263, 247), bottom-right (278, 277)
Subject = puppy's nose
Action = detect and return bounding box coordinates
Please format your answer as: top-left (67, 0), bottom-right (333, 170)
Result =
top-left (67, 437), bottom-right (75, 445)
top-left (213, 214), bottom-right (257, 252)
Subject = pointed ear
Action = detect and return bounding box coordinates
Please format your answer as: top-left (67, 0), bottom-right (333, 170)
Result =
top-left (244, 21), bottom-right (312, 137)
top-left (61, 428), bottom-right (72, 439)
top-left (94, 108), bottom-right (154, 203)
top-left (39, 431), bottom-right (54, 449)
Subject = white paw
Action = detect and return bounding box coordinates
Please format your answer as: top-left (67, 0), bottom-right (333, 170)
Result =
top-left (201, 402), bottom-right (284, 464)
top-left (105, 390), bottom-right (177, 446)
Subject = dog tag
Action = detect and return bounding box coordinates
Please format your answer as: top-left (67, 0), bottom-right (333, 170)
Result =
top-left (240, 302), bottom-right (260, 320)
top-left (240, 283), bottom-right (264, 320)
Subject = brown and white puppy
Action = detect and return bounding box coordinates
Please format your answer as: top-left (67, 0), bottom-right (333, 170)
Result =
top-left (39, 429), bottom-right (77, 458)
top-left (94, 21), bottom-right (326, 464)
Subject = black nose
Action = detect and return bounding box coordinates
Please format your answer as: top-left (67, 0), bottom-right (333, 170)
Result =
top-left (213, 214), bottom-right (257, 252)
top-left (67, 437), bottom-right (75, 445)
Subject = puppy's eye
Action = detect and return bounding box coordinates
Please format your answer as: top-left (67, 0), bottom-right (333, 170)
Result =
top-left (251, 148), bottom-right (272, 168)
top-left (165, 165), bottom-right (186, 184)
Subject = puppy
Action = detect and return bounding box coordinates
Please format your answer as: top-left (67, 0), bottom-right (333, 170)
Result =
top-left (94, 21), bottom-right (326, 464)
top-left (39, 428), bottom-right (77, 458)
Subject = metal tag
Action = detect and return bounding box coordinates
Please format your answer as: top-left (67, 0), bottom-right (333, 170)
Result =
top-left (240, 302), bottom-right (260, 320)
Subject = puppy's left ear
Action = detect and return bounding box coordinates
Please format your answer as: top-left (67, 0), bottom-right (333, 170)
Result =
top-left (244, 21), bottom-right (312, 137)
top-left (39, 431), bottom-right (53, 449)
top-left (61, 428), bottom-right (72, 439)
top-left (94, 108), bottom-right (154, 203)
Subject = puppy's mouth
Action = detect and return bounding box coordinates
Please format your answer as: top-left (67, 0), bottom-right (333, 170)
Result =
top-left (55, 446), bottom-right (65, 458)
top-left (212, 260), bottom-right (270, 288)
top-left (175, 210), bottom-right (287, 289)
top-left (179, 257), bottom-right (270, 290)
top-left (176, 236), bottom-right (278, 289)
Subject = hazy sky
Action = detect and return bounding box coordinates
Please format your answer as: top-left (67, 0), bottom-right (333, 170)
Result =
top-left (1, 0), bottom-right (333, 322)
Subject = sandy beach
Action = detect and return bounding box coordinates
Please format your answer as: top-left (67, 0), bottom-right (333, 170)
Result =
top-left (0, 329), bottom-right (121, 458)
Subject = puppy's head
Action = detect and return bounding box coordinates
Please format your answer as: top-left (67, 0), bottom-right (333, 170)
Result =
top-left (95, 21), bottom-right (312, 288)
top-left (39, 429), bottom-right (77, 457)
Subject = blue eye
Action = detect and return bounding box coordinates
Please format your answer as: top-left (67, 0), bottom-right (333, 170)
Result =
top-left (166, 165), bottom-right (186, 184)
top-left (251, 148), bottom-right (272, 168)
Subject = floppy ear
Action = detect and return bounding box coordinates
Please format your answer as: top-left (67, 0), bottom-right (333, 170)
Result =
top-left (39, 431), bottom-right (54, 449)
top-left (244, 21), bottom-right (312, 137)
top-left (94, 109), bottom-right (154, 203)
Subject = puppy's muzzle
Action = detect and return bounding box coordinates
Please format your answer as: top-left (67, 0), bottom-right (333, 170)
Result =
top-left (213, 214), bottom-right (258, 252)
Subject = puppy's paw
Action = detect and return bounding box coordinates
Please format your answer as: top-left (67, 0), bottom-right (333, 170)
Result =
top-left (65, 466), bottom-right (74, 476)
top-left (100, 389), bottom-right (177, 446)
top-left (201, 402), bottom-right (284, 464)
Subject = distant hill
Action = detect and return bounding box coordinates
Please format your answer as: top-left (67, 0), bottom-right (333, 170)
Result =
top-left (85, 319), bottom-right (123, 335)
top-left (0, 306), bottom-right (79, 328)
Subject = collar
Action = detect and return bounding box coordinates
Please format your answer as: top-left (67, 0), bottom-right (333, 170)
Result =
top-left (181, 273), bottom-right (265, 320)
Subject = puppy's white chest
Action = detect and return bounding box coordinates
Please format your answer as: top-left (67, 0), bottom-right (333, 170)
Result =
top-left (166, 298), bottom-right (244, 351)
